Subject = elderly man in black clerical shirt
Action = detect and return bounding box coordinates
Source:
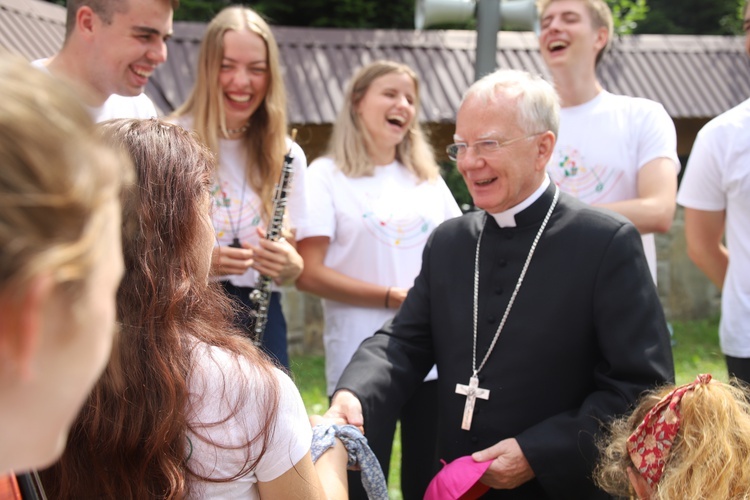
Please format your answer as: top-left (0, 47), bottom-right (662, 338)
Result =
top-left (323, 69), bottom-right (674, 499)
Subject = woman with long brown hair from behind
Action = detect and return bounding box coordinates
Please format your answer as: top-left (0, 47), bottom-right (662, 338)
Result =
top-left (41, 119), bottom-right (347, 499)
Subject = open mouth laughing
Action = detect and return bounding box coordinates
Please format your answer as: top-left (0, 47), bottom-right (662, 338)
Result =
top-left (386, 114), bottom-right (407, 128)
top-left (547, 40), bottom-right (569, 52)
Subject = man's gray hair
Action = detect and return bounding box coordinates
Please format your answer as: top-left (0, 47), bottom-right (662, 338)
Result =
top-left (462, 69), bottom-right (560, 137)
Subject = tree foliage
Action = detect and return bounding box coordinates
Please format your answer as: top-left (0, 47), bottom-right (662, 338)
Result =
top-left (609, 0), bottom-right (649, 35)
top-left (45, 0), bottom-right (745, 35)
top-left (632, 0), bottom-right (744, 35)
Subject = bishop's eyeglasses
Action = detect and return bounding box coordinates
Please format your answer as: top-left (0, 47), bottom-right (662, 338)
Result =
top-left (445, 132), bottom-right (545, 161)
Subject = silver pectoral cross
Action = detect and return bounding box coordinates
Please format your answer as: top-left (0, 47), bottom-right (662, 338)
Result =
top-left (455, 375), bottom-right (490, 430)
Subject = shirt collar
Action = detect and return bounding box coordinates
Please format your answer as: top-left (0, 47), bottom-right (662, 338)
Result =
top-left (489, 176), bottom-right (551, 228)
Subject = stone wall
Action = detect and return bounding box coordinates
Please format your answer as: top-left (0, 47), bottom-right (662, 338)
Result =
top-left (285, 205), bottom-right (722, 355)
top-left (656, 206), bottom-right (721, 320)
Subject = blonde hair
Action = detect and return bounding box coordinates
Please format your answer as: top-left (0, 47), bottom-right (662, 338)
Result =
top-left (327, 60), bottom-right (439, 181)
top-left (0, 55), bottom-right (129, 298)
top-left (171, 6), bottom-right (287, 223)
top-left (536, 0), bottom-right (614, 65)
top-left (596, 378), bottom-right (750, 499)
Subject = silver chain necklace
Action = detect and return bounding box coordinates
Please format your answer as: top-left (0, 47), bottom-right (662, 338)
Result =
top-left (216, 172), bottom-right (248, 248)
top-left (455, 185), bottom-right (559, 430)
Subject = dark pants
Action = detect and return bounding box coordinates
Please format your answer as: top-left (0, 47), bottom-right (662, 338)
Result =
top-left (347, 380), bottom-right (440, 500)
top-left (220, 281), bottom-right (289, 369)
top-left (726, 355), bottom-right (750, 386)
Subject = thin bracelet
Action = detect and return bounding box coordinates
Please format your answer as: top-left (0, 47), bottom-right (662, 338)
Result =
top-left (385, 287), bottom-right (391, 309)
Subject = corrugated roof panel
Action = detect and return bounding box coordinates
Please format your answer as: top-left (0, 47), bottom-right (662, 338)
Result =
top-left (0, 0), bottom-right (63, 60)
top-left (5, 0), bottom-right (750, 124)
top-left (417, 47), bottom-right (465, 122)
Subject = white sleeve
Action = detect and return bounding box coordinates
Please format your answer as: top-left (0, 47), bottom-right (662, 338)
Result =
top-left (187, 346), bottom-right (310, 484)
top-left (677, 128), bottom-right (726, 211)
top-left (295, 157), bottom-right (338, 240)
top-left (286, 141), bottom-right (309, 232)
top-left (437, 176), bottom-right (463, 219)
top-left (634, 100), bottom-right (680, 173)
top-left (254, 369), bottom-right (312, 482)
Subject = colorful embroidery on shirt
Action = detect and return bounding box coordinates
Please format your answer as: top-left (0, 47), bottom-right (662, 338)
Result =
top-left (362, 211), bottom-right (432, 248)
top-left (211, 181), bottom-right (262, 244)
top-left (550, 146), bottom-right (623, 203)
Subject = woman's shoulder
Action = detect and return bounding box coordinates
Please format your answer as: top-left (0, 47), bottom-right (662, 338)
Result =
top-left (307, 156), bottom-right (343, 177)
top-left (190, 340), bottom-right (265, 389)
top-left (308, 155), bottom-right (336, 169)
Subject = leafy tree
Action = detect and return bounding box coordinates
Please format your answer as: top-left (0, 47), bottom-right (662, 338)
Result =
top-left (44, 0), bottom-right (744, 35)
top-left (609, 0), bottom-right (649, 34)
top-left (174, 0), bottom-right (230, 21)
top-left (632, 0), bottom-right (743, 35)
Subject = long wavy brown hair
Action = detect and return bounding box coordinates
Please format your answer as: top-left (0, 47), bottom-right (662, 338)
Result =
top-left (41, 119), bottom-right (280, 499)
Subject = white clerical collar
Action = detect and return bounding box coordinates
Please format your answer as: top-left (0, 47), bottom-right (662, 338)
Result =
top-left (489, 176), bottom-right (551, 228)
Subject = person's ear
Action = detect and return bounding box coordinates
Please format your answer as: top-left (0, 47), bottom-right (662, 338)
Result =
top-left (76, 6), bottom-right (97, 38)
top-left (534, 130), bottom-right (556, 171)
top-left (593, 25), bottom-right (609, 53)
top-left (627, 466), bottom-right (654, 500)
top-left (0, 275), bottom-right (54, 381)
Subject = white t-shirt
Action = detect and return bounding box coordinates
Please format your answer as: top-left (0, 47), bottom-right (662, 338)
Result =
top-left (31, 58), bottom-right (157, 122)
top-left (89, 93), bottom-right (157, 122)
top-left (297, 157), bottom-right (462, 394)
top-left (677, 97), bottom-right (750, 358)
top-left (187, 342), bottom-right (311, 499)
top-left (173, 116), bottom-right (309, 289)
top-left (546, 90), bottom-right (680, 283)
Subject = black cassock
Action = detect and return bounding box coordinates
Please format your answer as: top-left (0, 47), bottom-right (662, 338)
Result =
top-left (336, 184), bottom-right (674, 499)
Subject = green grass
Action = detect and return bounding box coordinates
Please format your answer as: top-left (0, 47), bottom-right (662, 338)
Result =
top-left (671, 315), bottom-right (726, 384)
top-left (291, 316), bottom-right (723, 499)
top-left (289, 354), bottom-right (405, 499)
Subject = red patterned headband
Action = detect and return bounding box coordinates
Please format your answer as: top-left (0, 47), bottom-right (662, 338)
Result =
top-left (626, 373), bottom-right (712, 487)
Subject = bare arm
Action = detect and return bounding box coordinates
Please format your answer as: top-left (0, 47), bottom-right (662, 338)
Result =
top-left (258, 450), bottom-right (347, 500)
top-left (596, 158), bottom-right (677, 234)
top-left (684, 207), bottom-right (728, 290)
top-left (295, 236), bottom-right (407, 309)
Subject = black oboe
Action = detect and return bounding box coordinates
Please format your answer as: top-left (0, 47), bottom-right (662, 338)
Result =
top-left (249, 129), bottom-right (298, 345)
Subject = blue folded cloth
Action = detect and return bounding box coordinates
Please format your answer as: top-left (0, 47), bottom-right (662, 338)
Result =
top-left (311, 423), bottom-right (389, 500)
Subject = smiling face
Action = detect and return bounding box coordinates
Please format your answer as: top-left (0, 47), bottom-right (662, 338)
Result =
top-left (88, 0), bottom-right (173, 100)
top-left (455, 91), bottom-right (552, 214)
top-left (538, 0), bottom-right (608, 71)
top-left (355, 71), bottom-right (417, 164)
top-left (218, 29), bottom-right (270, 131)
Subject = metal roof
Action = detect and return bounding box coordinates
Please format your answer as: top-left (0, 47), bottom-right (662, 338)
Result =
top-left (4, 0), bottom-right (750, 123)
top-left (0, 0), bottom-right (65, 61)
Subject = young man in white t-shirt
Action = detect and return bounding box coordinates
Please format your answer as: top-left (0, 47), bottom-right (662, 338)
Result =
top-left (35, 0), bottom-right (175, 121)
top-left (537, 0), bottom-right (680, 283)
top-left (677, 1), bottom-right (750, 384)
